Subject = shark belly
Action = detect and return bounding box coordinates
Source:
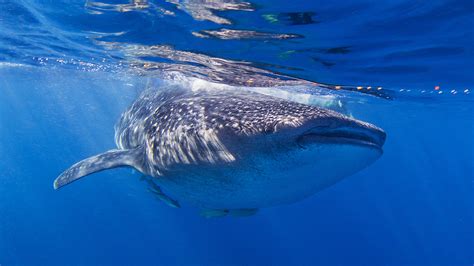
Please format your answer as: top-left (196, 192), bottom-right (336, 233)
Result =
top-left (154, 142), bottom-right (382, 209)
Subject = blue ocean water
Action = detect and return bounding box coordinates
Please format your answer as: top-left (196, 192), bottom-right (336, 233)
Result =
top-left (1, 0), bottom-right (473, 265)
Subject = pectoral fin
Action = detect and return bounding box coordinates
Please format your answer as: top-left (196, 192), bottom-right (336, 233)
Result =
top-left (53, 147), bottom-right (144, 189)
top-left (148, 185), bottom-right (180, 208)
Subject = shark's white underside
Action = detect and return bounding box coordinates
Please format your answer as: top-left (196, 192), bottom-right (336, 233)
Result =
top-left (155, 141), bottom-right (382, 209)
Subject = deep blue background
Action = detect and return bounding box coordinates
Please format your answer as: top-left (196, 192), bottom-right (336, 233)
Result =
top-left (1, 66), bottom-right (472, 265)
top-left (1, 0), bottom-right (473, 265)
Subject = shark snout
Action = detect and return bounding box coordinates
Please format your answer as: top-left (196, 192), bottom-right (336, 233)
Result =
top-left (297, 114), bottom-right (386, 150)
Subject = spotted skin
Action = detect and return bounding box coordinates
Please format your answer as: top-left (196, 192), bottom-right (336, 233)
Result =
top-left (115, 87), bottom-right (382, 175)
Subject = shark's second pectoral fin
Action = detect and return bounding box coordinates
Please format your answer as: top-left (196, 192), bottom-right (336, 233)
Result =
top-left (53, 146), bottom-right (144, 189)
top-left (200, 208), bottom-right (259, 218)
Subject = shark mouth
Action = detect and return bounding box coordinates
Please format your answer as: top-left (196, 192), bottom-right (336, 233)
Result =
top-left (296, 123), bottom-right (386, 150)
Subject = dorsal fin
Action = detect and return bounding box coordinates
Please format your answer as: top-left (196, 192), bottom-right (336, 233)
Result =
top-left (53, 147), bottom-right (144, 189)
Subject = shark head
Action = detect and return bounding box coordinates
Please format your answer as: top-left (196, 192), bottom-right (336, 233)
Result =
top-left (206, 90), bottom-right (386, 205)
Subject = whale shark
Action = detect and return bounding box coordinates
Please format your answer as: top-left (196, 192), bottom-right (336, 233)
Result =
top-left (54, 85), bottom-right (386, 216)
